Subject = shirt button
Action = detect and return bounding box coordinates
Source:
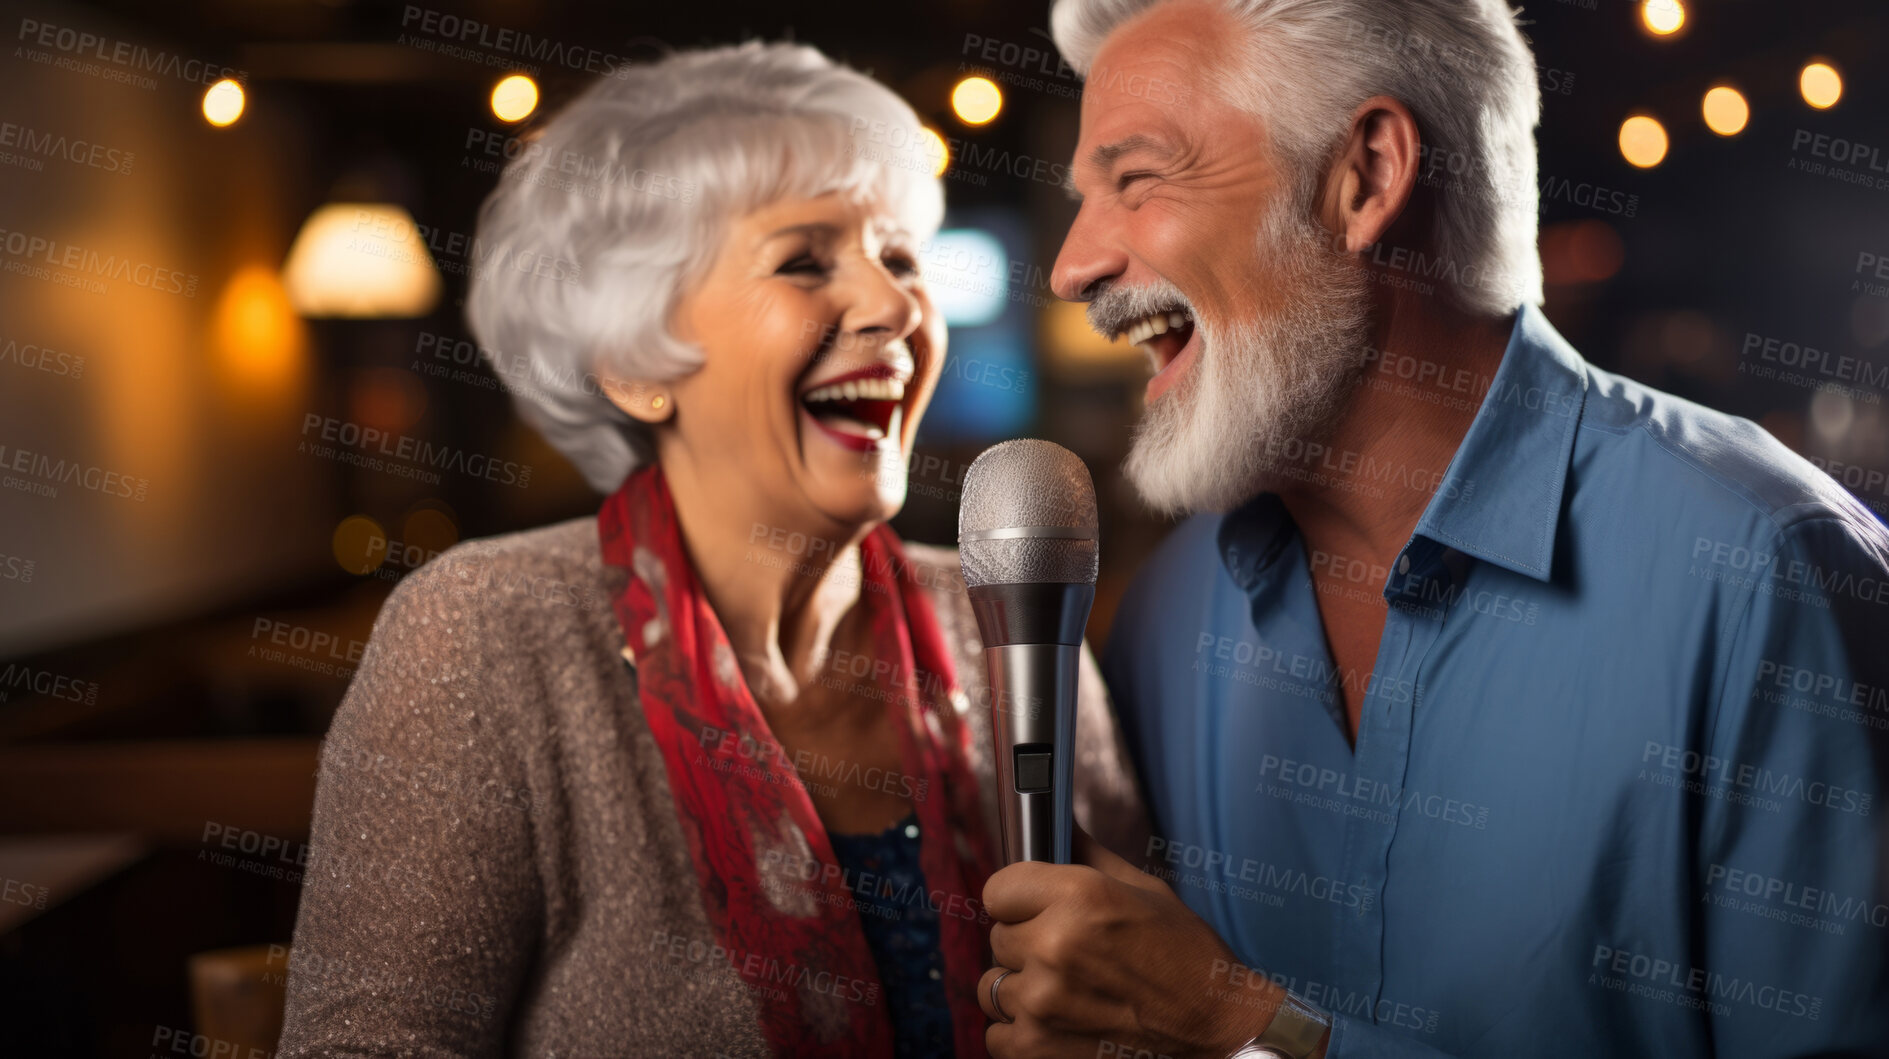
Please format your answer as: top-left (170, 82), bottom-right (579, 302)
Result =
top-left (928, 967), bottom-right (942, 980)
top-left (1397, 555), bottom-right (1412, 574)
top-left (904, 823), bottom-right (920, 839)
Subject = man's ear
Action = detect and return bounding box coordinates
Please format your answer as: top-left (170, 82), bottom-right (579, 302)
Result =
top-left (600, 374), bottom-right (674, 424)
top-left (1316, 94), bottom-right (1421, 254)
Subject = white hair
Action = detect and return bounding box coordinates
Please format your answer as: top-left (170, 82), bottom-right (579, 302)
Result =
top-left (1051, 0), bottom-right (1543, 317)
top-left (1100, 195), bottom-right (1374, 515)
top-left (466, 41), bottom-right (944, 493)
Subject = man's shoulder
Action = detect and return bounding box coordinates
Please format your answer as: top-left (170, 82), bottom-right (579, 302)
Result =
top-left (1576, 363), bottom-right (1886, 549)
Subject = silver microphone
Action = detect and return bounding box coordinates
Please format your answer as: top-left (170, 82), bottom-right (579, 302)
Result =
top-left (958, 439), bottom-right (1098, 865)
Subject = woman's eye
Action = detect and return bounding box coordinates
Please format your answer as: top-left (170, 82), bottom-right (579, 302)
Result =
top-left (883, 254), bottom-right (919, 278)
top-left (777, 255), bottom-right (826, 276)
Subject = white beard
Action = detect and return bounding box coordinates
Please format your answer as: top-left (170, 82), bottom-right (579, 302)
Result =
top-left (1119, 207), bottom-right (1374, 517)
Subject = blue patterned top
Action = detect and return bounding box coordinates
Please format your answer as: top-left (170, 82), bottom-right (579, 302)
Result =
top-left (827, 810), bottom-right (953, 1058)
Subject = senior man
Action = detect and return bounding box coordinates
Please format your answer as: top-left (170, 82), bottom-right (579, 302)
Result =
top-left (975, 0), bottom-right (1889, 1057)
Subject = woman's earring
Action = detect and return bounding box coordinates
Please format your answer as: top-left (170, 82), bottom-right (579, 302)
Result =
top-left (604, 378), bottom-right (672, 424)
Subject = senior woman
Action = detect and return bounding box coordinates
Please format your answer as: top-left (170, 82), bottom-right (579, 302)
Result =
top-left (275, 41), bottom-right (1149, 1059)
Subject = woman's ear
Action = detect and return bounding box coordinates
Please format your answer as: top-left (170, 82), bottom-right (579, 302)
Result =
top-left (601, 375), bottom-right (675, 424)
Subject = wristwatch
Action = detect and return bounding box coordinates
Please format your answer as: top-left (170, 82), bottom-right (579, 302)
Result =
top-left (1228, 990), bottom-right (1331, 1059)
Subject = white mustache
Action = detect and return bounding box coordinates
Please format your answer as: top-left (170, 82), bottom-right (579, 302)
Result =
top-left (1086, 280), bottom-right (1195, 340)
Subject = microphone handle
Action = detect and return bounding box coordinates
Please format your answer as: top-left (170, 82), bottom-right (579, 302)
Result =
top-left (986, 642), bottom-right (1081, 864)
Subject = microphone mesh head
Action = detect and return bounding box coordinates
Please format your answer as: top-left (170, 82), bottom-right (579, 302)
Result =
top-left (958, 439), bottom-right (1099, 587)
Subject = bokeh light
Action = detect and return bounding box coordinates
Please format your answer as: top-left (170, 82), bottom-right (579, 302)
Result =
top-left (491, 74), bottom-right (539, 122)
top-left (1800, 62), bottom-right (1843, 109)
top-left (1810, 389), bottom-right (1856, 443)
top-left (1619, 115), bottom-right (1669, 168)
top-left (332, 515), bottom-right (390, 576)
top-left (347, 367), bottom-right (429, 437)
top-left (951, 76), bottom-right (1003, 126)
top-left (1702, 86), bottom-right (1749, 136)
top-left (920, 127), bottom-right (950, 177)
top-left (202, 79), bottom-right (245, 127)
top-left (402, 506), bottom-right (461, 560)
top-left (1540, 220), bottom-right (1625, 286)
top-left (926, 228), bottom-right (1008, 327)
top-left (1641, 0), bottom-right (1685, 35)
top-left (211, 265), bottom-right (308, 397)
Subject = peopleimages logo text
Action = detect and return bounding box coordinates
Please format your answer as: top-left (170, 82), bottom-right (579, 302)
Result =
top-left (299, 414), bottom-right (532, 489)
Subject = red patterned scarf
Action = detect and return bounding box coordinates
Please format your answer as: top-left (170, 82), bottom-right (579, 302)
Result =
top-left (599, 464), bottom-right (996, 1056)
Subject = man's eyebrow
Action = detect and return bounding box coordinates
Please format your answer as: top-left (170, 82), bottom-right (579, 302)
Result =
top-left (1065, 134), bottom-right (1170, 201)
top-left (1091, 133), bottom-right (1166, 170)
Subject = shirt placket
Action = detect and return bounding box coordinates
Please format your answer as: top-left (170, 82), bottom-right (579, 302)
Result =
top-left (1331, 538), bottom-right (1450, 1024)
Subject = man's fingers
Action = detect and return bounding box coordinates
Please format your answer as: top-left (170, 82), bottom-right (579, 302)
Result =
top-left (990, 919), bottom-right (1033, 973)
top-left (977, 963), bottom-right (1030, 1024)
top-left (983, 859), bottom-right (1090, 923)
top-left (1075, 823), bottom-right (1167, 893)
top-left (983, 976), bottom-right (1107, 1059)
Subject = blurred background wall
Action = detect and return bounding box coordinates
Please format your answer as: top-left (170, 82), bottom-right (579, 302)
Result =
top-left (0, 0), bottom-right (1885, 1053)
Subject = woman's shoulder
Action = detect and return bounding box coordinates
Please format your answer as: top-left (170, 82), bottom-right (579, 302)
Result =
top-left (353, 515), bottom-right (624, 709)
top-left (398, 515), bottom-right (612, 615)
top-left (326, 515), bottom-right (636, 803)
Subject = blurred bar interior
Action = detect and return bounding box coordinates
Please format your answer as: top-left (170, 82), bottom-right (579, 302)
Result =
top-left (0, 0), bottom-right (1886, 1052)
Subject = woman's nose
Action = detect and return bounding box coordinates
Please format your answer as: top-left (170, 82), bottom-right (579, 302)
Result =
top-left (839, 260), bottom-right (923, 344)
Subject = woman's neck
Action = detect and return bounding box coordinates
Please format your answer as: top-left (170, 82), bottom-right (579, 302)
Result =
top-left (659, 459), bottom-right (872, 710)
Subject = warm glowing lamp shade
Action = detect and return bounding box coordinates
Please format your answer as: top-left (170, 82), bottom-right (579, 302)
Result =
top-left (283, 203), bottom-right (443, 318)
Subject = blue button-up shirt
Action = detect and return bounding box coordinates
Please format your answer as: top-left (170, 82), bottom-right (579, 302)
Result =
top-left (1102, 304), bottom-right (1889, 1057)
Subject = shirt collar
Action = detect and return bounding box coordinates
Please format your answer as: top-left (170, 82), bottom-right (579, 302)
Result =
top-left (1410, 302), bottom-right (1588, 582)
top-left (1217, 303), bottom-right (1588, 589)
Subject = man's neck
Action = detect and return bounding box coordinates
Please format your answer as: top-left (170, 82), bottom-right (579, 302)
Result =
top-left (1277, 291), bottom-right (1515, 572)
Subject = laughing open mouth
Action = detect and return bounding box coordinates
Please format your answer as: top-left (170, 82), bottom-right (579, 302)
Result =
top-left (1120, 309), bottom-right (1195, 374)
top-left (799, 369), bottom-right (908, 451)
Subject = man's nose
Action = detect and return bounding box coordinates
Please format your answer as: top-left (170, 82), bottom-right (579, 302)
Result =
top-left (1051, 203), bottom-right (1128, 303)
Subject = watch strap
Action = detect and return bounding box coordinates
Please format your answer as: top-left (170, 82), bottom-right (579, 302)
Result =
top-left (1232, 990), bottom-right (1330, 1059)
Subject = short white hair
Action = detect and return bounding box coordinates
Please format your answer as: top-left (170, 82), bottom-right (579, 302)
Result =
top-left (466, 41), bottom-right (944, 493)
top-left (1051, 0), bottom-right (1543, 317)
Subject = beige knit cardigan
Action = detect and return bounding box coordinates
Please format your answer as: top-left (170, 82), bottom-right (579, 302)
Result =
top-left (275, 516), bottom-right (1153, 1057)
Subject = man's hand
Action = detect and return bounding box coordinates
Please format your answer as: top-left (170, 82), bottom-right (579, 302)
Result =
top-left (976, 828), bottom-right (1290, 1058)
